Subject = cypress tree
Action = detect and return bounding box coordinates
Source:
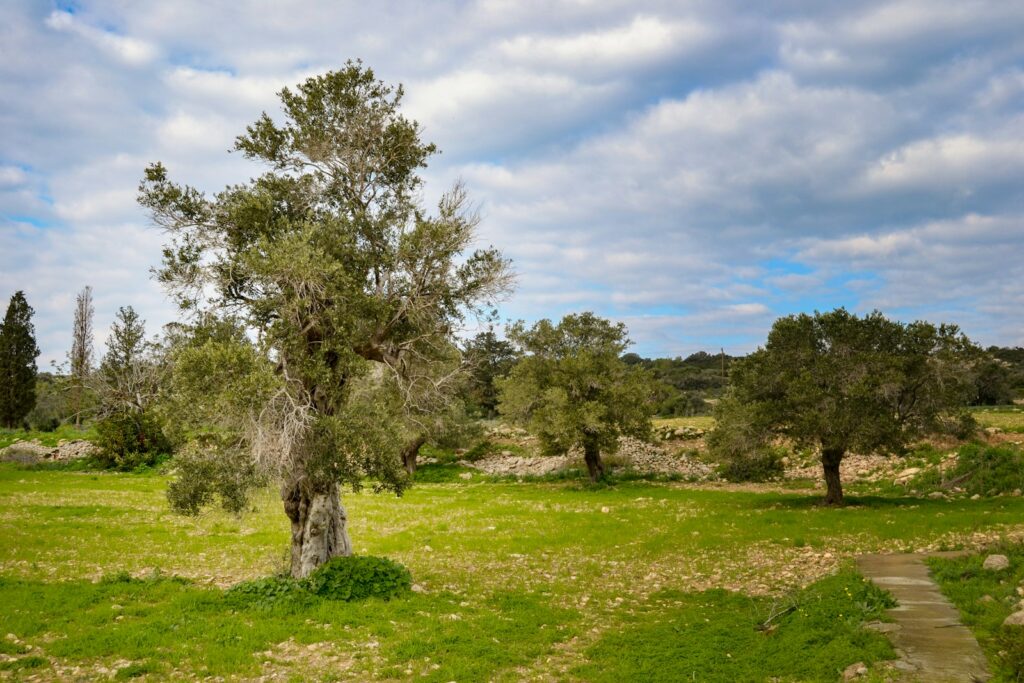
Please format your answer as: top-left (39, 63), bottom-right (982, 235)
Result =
top-left (0, 291), bottom-right (41, 428)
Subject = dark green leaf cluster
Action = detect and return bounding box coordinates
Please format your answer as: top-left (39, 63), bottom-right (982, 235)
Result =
top-left (498, 313), bottom-right (655, 458)
top-left (0, 292), bottom-right (40, 428)
top-left (717, 445), bottom-right (787, 483)
top-left (304, 555), bottom-right (412, 601)
top-left (225, 555), bottom-right (411, 608)
top-left (717, 308), bottom-right (978, 457)
top-left (462, 327), bottom-right (520, 418)
top-left (94, 409), bottom-right (172, 471)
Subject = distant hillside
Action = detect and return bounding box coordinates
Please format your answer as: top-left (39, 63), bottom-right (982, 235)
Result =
top-left (622, 351), bottom-right (743, 416)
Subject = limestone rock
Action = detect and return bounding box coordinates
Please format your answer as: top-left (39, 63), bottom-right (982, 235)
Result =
top-left (1003, 610), bottom-right (1024, 627)
top-left (842, 661), bottom-right (867, 680)
top-left (982, 554), bottom-right (1010, 571)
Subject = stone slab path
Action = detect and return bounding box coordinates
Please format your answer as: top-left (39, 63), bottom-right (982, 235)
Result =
top-left (856, 553), bottom-right (990, 682)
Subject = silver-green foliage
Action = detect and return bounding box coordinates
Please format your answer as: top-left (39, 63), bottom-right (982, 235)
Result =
top-left (139, 62), bottom-right (511, 570)
top-left (497, 313), bottom-right (654, 481)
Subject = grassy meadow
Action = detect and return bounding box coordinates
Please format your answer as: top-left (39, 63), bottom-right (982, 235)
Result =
top-left (2, 457), bottom-right (1024, 681)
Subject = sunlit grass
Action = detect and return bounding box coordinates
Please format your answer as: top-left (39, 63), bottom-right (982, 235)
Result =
top-left (2, 464), bottom-right (1023, 679)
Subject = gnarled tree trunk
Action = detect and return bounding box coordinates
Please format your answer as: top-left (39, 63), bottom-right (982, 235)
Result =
top-left (583, 439), bottom-right (605, 483)
top-left (820, 446), bottom-right (845, 505)
top-left (282, 479), bottom-right (352, 578)
top-left (401, 435), bottom-right (427, 476)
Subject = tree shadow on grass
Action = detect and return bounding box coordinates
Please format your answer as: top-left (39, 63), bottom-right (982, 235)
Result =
top-left (747, 492), bottom-right (953, 511)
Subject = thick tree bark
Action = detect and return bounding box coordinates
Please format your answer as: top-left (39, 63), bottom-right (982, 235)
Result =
top-left (282, 479), bottom-right (352, 578)
top-left (401, 435), bottom-right (427, 476)
top-left (820, 446), bottom-right (845, 505)
top-left (583, 439), bottom-right (605, 483)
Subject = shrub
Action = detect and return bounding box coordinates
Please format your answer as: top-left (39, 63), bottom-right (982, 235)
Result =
top-left (950, 443), bottom-right (1024, 496)
top-left (718, 446), bottom-right (787, 482)
top-left (938, 412), bottom-right (978, 440)
top-left (94, 410), bottom-right (171, 470)
top-left (303, 555), bottom-right (412, 601)
top-left (463, 439), bottom-right (496, 462)
top-left (913, 442), bottom-right (1024, 496)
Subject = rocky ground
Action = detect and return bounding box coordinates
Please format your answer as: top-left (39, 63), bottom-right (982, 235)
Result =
top-left (0, 438), bottom-right (98, 463)
top-left (463, 423), bottom-right (1024, 493)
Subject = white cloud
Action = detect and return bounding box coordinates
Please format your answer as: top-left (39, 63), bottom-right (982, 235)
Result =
top-left (497, 15), bottom-right (714, 71)
top-left (2, 0), bottom-right (1023, 359)
top-left (45, 10), bottom-right (158, 66)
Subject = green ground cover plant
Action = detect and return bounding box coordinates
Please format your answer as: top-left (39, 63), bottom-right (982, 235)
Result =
top-left (2, 464), bottom-right (1024, 679)
top-left (928, 544), bottom-right (1024, 681)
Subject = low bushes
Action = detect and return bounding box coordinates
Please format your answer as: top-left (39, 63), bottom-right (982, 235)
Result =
top-left (914, 442), bottom-right (1024, 496)
top-left (94, 410), bottom-right (171, 471)
top-left (718, 446), bottom-right (787, 482)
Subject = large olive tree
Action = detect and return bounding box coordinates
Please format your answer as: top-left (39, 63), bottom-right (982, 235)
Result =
top-left (497, 313), bottom-right (654, 482)
top-left (140, 63), bottom-right (511, 577)
top-left (713, 308), bottom-right (978, 504)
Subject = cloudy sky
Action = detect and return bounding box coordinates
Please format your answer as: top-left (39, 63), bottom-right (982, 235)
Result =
top-left (2, 1), bottom-right (1023, 364)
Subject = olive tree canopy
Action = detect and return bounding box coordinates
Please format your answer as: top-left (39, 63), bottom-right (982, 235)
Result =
top-left (713, 308), bottom-right (978, 504)
top-left (497, 313), bottom-right (654, 482)
top-left (140, 62), bottom-right (512, 577)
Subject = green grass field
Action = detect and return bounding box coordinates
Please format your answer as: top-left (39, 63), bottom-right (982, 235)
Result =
top-left (2, 463), bottom-right (1024, 680)
top-left (972, 405), bottom-right (1024, 433)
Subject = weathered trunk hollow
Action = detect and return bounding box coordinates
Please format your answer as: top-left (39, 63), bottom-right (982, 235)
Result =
top-left (583, 440), bottom-right (605, 483)
top-left (821, 447), bottom-right (845, 505)
top-left (282, 480), bottom-right (352, 578)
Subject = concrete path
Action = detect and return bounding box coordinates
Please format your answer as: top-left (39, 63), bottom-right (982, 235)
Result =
top-left (856, 553), bottom-right (990, 682)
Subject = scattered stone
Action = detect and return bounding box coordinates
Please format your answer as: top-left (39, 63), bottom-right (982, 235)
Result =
top-left (979, 595), bottom-right (995, 604)
top-left (458, 472), bottom-right (473, 480)
top-left (842, 661), bottom-right (867, 680)
top-left (600, 507), bottom-right (610, 514)
top-left (971, 494), bottom-right (982, 501)
top-left (0, 438), bottom-right (98, 463)
top-left (1003, 610), bottom-right (1024, 627)
top-left (927, 491), bottom-right (946, 500)
top-left (895, 467), bottom-right (921, 483)
top-left (982, 554), bottom-right (1010, 571)
top-left (410, 584), bottom-right (425, 593)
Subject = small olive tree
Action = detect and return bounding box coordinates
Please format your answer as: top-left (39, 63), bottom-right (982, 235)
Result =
top-left (712, 308), bottom-right (978, 504)
top-left (497, 313), bottom-right (654, 482)
top-left (140, 62), bottom-right (511, 577)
